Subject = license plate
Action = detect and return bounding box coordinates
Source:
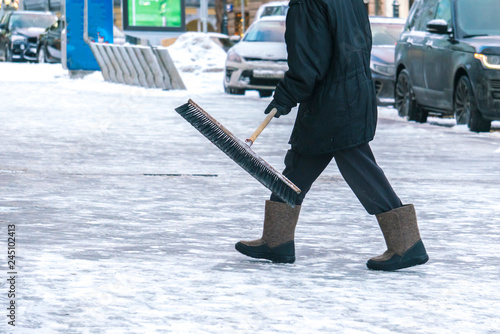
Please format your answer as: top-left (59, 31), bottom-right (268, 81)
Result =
top-left (253, 69), bottom-right (285, 79)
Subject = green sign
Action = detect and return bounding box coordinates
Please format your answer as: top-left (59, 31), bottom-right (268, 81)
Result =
top-left (123, 0), bottom-right (185, 31)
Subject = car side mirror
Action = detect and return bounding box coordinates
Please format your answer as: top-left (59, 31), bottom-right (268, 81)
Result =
top-left (0, 23), bottom-right (6, 31)
top-left (426, 19), bottom-right (450, 35)
top-left (230, 35), bottom-right (241, 43)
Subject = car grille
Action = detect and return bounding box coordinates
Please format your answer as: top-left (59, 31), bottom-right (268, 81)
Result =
top-left (244, 57), bottom-right (287, 65)
top-left (491, 80), bottom-right (500, 90)
top-left (27, 37), bottom-right (38, 44)
top-left (251, 77), bottom-right (282, 86)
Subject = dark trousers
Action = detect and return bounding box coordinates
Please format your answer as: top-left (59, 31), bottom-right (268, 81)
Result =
top-left (271, 143), bottom-right (402, 215)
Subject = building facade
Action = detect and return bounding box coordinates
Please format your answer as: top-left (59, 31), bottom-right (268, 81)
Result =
top-left (224, 0), bottom-right (415, 36)
top-left (10, 0), bottom-right (415, 38)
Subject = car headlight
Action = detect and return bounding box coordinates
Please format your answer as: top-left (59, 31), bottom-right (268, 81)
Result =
top-left (227, 49), bottom-right (242, 63)
top-left (370, 61), bottom-right (396, 76)
top-left (11, 35), bottom-right (27, 43)
top-left (474, 53), bottom-right (500, 70)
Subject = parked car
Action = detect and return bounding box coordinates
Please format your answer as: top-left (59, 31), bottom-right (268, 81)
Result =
top-left (37, 18), bottom-right (62, 63)
top-left (395, 0), bottom-right (500, 132)
top-left (224, 16), bottom-right (287, 97)
top-left (369, 16), bottom-right (406, 105)
top-left (254, 1), bottom-right (289, 22)
top-left (0, 10), bottom-right (57, 62)
top-left (37, 23), bottom-right (127, 64)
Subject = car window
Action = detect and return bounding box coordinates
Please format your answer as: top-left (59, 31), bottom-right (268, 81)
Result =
top-left (371, 23), bottom-right (405, 45)
top-left (456, 0), bottom-right (500, 37)
top-left (414, 0), bottom-right (439, 31)
top-left (434, 0), bottom-right (452, 27)
top-left (0, 11), bottom-right (9, 25)
top-left (243, 20), bottom-right (285, 43)
top-left (405, 0), bottom-right (424, 31)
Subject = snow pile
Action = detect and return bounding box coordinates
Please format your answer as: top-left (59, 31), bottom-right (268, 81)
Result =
top-left (167, 33), bottom-right (227, 74)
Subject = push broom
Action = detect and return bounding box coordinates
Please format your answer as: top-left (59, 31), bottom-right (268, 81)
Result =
top-left (175, 99), bottom-right (301, 207)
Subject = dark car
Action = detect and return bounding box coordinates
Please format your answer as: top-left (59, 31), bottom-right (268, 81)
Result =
top-left (37, 18), bottom-right (63, 63)
top-left (36, 22), bottom-right (127, 64)
top-left (0, 10), bottom-right (57, 62)
top-left (369, 16), bottom-right (406, 105)
top-left (395, 0), bottom-right (500, 132)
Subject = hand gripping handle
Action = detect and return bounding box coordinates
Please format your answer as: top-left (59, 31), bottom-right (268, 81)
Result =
top-left (245, 108), bottom-right (277, 146)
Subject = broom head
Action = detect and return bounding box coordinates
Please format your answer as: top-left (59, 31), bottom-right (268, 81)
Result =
top-left (175, 99), bottom-right (301, 207)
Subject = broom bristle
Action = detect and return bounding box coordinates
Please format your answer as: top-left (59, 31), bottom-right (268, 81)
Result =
top-left (175, 99), bottom-right (301, 207)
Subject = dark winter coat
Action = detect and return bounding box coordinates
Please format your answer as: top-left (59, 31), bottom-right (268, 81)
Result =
top-left (274, 0), bottom-right (377, 155)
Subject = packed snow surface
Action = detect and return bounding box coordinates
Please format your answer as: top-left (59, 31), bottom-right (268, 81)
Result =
top-left (1, 33), bottom-right (500, 333)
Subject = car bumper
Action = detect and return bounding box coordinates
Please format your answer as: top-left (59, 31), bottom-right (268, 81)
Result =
top-left (372, 72), bottom-right (396, 105)
top-left (472, 67), bottom-right (500, 120)
top-left (11, 41), bottom-right (38, 62)
top-left (225, 60), bottom-right (288, 91)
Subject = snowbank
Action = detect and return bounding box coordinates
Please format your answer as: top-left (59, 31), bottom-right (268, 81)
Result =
top-left (167, 32), bottom-right (227, 74)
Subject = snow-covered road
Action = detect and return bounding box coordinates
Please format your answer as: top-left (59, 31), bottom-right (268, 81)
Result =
top-left (1, 56), bottom-right (500, 333)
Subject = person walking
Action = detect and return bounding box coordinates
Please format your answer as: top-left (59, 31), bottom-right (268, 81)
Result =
top-left (235, 0), bottom-right (429, 271)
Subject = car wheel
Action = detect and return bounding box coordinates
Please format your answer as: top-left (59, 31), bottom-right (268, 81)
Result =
top-left (454, 76), bottom-right (491, 132)
top-left (395, 69), bottom-right (421, 121)
top-left (258, 90), bottom-right (273, 98)
top-left (38, 47), bottom-right (46, 63)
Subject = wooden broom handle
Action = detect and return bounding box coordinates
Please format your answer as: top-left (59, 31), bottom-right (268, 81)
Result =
top-left (245, 108), bottom-right (277, 146)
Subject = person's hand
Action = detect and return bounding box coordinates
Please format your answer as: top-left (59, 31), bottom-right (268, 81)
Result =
top-left (264, 99), bottom-right (292, 118)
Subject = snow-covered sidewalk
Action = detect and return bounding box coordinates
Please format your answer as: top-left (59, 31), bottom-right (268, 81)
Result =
top-left (1, 41), bottom-right (500, 332)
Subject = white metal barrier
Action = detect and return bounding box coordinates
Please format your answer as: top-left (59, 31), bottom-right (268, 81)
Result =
top-left (89, 43), bottom-right (186, 90)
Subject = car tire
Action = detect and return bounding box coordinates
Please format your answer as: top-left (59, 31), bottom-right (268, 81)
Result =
top-left (395, 69), bottom-right (427, 122)
top-left (38, 47), bottom-right (46, 63)
top-left (258, 90), bottom-right (273, 98)
top-left (454, 76), bottom-right (491, 133)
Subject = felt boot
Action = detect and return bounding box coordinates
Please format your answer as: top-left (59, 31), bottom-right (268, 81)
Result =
top-left (367, 204), bottom-right (429, 271)
top-left (235, 200), bottom-right (301, 263)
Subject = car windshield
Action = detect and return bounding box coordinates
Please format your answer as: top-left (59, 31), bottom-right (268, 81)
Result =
top-left (371, 23), bottom-right (404, 46)
top-left (9, 13), bottom-right (57, 30)
top-left (243, 21), bottom-right (285, 43)
top-left (457, 0), bottom-right (500, 37)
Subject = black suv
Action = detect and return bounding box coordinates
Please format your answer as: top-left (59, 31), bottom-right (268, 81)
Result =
top-left (395, 0), bottom-right (500, 132)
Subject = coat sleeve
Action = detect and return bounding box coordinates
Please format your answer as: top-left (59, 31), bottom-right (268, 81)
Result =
top-left (274, 0), bottom-right (334, 107)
